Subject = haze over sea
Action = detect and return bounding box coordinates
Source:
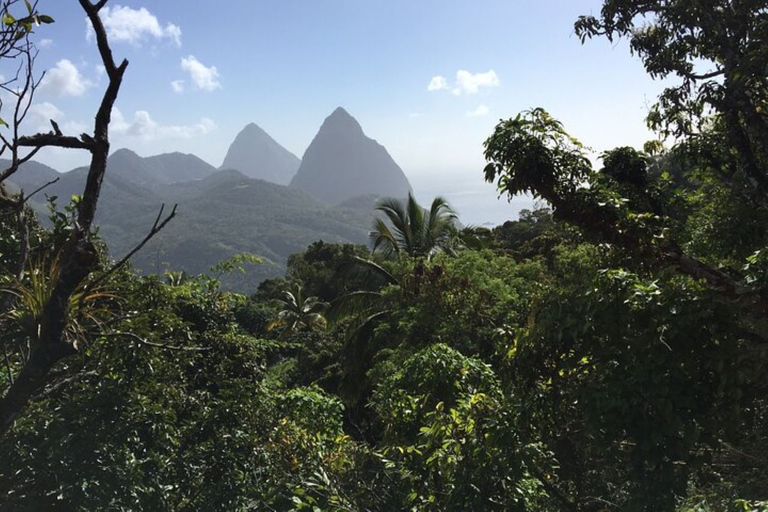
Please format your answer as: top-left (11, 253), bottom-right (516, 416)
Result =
top-left (412, 171), bottom-right (532, 227)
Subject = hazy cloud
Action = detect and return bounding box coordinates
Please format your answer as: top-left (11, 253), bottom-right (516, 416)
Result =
top-left (180, 56), bottom-right (221, 91)
top-left (90, 5), bottom-right (182, 47)
top-left (38, 38), bottom-right (54, 48)
top-left (38, 59), bottom-right (94, 97)
top-left (111, 108), bottom-right (217, 139)
top-left (429, 69), bottom-right (500, 96)
top-left (454, 70), bottom-right (500, 95)
top-left (171, 80), bottom-right (185, 93)
top-left (466, 105), bottom-right (490, 117)
top-left (427, 75), bottom-right (448, 91)
top-left (23, 103), bottom-right (88, 137)
top-left (29, 102), bottom-right (64, 123)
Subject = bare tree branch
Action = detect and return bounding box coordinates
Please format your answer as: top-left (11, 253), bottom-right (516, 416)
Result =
top-left (17, 133), bottom-right (94, 151)
top-left (36, 370), bottom-right (99, 400)
top-left (20, 176), bottom-right (59, 205)
top-left (88, 203), bottom-right (177, 291)
top-left (1, 0), bottom-right (130, 438)
top-left (100, 331), bottom-right (210, 352)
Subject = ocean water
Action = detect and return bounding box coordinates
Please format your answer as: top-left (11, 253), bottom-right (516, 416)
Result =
top-left (411, 173), bottom-right (534, 228)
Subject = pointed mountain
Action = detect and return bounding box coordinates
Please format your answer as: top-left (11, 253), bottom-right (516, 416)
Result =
top-left (219, 123), bottom-right (300, 185)
top-left (289, 107), bottom-right (412, 205)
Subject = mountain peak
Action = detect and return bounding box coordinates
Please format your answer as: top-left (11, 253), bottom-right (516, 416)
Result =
top-left (219, 123), bottom-right (300, 185)
top-left (321, 107), bottom-right (363, 134)
top-left (241, 122), bottom-right (268, 134)
top-left (289, 108), bottom-right (412, 205)
top-left (330, 106), bottom-right (352, 118)
top-left (110, 148), bottom-right (141, 159)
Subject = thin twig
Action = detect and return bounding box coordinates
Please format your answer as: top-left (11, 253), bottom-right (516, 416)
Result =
top-left (100, 331), bottom-right (210, 352)
top-left (36, 370), bottom-right (99, 400)
top-left (88, 203), bottom-right (177, 290)
top-left (21, 176), bottom-right (59, 205)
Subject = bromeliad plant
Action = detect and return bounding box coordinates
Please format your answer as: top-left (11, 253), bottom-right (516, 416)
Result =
top-left (1, 252), bottom-right (118, 351)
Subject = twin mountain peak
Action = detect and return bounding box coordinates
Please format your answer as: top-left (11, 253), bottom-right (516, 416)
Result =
top-left (219, 107), bottom-right (412, 204)
top-left (2, 107), bottom-right (414, 289)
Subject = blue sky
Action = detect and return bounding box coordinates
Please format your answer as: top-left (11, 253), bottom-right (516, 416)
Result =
top-left (15, 1), bottom-right (665, 225)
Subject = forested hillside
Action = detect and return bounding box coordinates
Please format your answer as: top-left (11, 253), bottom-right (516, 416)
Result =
top-left (1, 1), bottom-right (767, 511)
top-left (4, 154), bottom-right (377, 291)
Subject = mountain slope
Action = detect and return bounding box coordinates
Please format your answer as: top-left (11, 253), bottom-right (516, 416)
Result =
top-left (289, 107), bottom-right (412, 205)
top-left (107, 148), bottom-right (216, 186)
top-left (0, 159), bottom-right (60, 192)
top-left (145, 152), bottom-right (216, 183)
top-left (220, 123), bottom-right (300, 185)
top-left (8, 159), bottom-right (375, 292)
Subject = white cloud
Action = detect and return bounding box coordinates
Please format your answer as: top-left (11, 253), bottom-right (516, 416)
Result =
top-left (38, 59), bottom-right (94, 97)
top-left (427, 75), bottom-right (448, 91)
top-left (466, 105), bottom-right (490, 117)
top-left (454, 70), bottom-right (500, 95)
top-left (171, 80), bottom-right (185, 93)
top-left (90, 5), bottom-right (182, 47)
top-left (38, 38), bottom-right (54, 48)
top-left (29, 102), bottom-right (64, 123)
top-left (180, 56), bottom-right (221, 91)
top-left (22, 103), bottom-right (88, 137)
top-left (111, 108), bottom-right (217, 139)
top-left (428, 69), bottom-right (501, 96)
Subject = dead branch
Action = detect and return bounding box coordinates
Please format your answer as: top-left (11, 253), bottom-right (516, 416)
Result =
top-left (17, 132), bottom-right (95, 151)
top-left (0, 0), bottom-right (129, 438)
top-left (101, 331), bottom-right (210, 352)
top-left (36, 370), bottom-right (99, 400)
top-left (20, 176), bottom-right (59, 205)
top-left (88, 203), bottom-right (177, 290)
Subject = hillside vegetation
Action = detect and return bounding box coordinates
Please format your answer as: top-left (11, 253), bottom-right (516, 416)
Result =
top-left (1, 1), bottom-right (767, 511)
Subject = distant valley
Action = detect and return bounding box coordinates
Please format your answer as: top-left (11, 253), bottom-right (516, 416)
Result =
top-left (4, 107), bottom-right (413, 290)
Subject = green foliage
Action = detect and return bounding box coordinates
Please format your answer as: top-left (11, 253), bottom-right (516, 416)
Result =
top-left (285, 241), bottom-right (371, 302)
top-left (268, 283), bottom-right (328, 339)
top-left (483, 108), bottom-right (592, 200)
top-left (208, 252), bottom-right (262, 279)
top-left (370, 192), bottom-right (458, 258)
top-left (2, 2), bottom-right (768, 510)
top-left (371, 344), bottom-right (549, 511)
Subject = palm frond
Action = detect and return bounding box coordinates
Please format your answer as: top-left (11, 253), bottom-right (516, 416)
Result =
top-left (348, 256), bottom-right (398, 285)
top-left (406, 193), bottom-right (426, 254)
top-left (376, 197), bottom-right (413, 251)
top-left (370, 218), bottom-right (400, 258)
top-left (328, 290), bottom-right (384, 321)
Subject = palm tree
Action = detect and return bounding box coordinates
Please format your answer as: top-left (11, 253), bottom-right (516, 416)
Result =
top-left (268, 283), bottom-right (328, 339)
top-left (327, 256), bottom-right (399, 402)
top-left (370, 193), bottom-right (457, 259)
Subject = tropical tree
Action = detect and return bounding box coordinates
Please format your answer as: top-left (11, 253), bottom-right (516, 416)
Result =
top-left (0, 0), bottom-right (172, 437)
top-left (575, 0), bottom-right (768, 199)
top-left (269, 283), bottom-right (328, 339)
top-left (478, 1), bottom-right (768, 508)
top-left (370, 193), bottom-right (457, 258)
